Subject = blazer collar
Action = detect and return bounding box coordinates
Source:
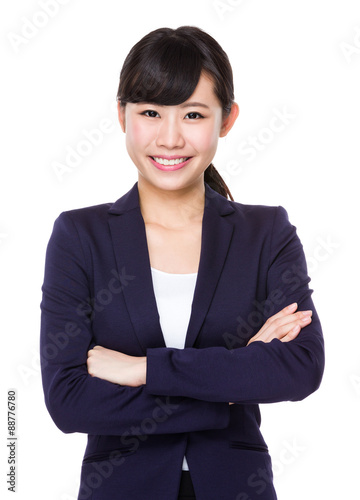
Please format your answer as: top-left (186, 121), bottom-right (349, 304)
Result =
top-left (108, 182), bottom-right (235, 352)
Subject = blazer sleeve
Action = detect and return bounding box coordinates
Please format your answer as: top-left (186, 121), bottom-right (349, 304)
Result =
top-left (40, 212), bottom-right (230, 435)
top-left (145, 206), bottom-right (325, 404)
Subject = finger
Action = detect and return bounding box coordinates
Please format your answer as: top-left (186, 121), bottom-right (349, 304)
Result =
top-left (257, 313), bottom-right (311, 344)
top-left (265, 302), bottom-right (298, 325)
top-left (246, 306), bottom-right (312, 345)
top-left (255, 303), bottom-right (299, 342)
top-left (87, 346), bottom-right (99, 357)
top-left (280, 316), bottom-right (313, 342)
top-left (261, 310), bottom-right (312, 340)
top-left (275, 310), bottom-right (313, 331)
top-left (265, 308), bottom-right (312, 330)
top-left (279, 324), bottom-right (301, 342)
top-left (271, 315), bottom-right (312, 343)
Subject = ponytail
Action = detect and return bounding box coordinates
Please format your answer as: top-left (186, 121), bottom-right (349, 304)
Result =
top-left (204, 163), bottom-right (234, 201)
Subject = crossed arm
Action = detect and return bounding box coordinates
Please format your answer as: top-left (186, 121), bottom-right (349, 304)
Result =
top-left (41, 208), bottom-right (324, 435)
top-left (87, 302), bottom-right (313, 393)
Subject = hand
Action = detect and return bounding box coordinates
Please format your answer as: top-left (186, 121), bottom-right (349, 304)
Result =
top-left (87, 346), bottom-right (147, 387)
top-left (246, 302), bottom-right (312, 346)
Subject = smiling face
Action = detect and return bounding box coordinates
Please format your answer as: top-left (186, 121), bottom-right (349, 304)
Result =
top-left (117, 72), bottom-right (239, 194)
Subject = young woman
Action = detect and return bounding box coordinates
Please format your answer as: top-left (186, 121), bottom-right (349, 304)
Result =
top-left (40, 26), bottom-right (325, 500)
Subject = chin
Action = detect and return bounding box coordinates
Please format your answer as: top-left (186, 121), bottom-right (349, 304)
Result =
top-left (140, 172), bottom-right (203, 193)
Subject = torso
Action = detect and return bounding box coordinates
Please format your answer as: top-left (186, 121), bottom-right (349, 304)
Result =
top-left (144, 221), bottom-right (202, 274)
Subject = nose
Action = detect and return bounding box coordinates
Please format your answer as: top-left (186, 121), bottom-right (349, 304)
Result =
top-left (155, 115), bottom-right (185, 150)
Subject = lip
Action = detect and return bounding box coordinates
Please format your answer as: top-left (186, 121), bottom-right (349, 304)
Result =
top-left (148, 156), bottom-right (193, 171)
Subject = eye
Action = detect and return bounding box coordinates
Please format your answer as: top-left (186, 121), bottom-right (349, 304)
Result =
top-left (185, 112), bottom-right (204, 120)
top-left (141, 110), bottom-right (160, 118)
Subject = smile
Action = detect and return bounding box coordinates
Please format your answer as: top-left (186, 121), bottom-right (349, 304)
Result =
top-left (152, 156), bottom-right (190, 166)
top-left (149, 156), bottom-right (192, 171)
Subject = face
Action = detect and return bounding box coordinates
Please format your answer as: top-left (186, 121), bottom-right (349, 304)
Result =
top-left (117, 72), bottom-right (239, 194)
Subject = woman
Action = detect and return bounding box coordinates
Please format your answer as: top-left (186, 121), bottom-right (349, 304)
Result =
top-left (40, 26), bottom-right (325, 499)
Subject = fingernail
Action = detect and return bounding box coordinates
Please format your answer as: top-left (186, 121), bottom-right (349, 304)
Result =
top-left (288, 302), bottom-right (297, 311)
top-left (301, 316), bottom-right (312, 322)
top-left (292, 324), bottom-right (301, 333)
top-left (301, 310), bottom-right (313, 317)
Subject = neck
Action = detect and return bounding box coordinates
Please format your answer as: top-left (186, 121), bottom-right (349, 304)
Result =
top-left (138, 176), bottom-right (205, 228)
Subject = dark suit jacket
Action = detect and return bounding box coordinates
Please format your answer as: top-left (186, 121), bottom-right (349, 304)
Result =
top-left (40, 181), bottom-right (324, 500)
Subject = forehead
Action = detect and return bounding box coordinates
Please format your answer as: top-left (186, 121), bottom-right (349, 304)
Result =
top-left (131, 72), bottom-right (220, 109)
top-left (185, 73), bottom-right (219, 105)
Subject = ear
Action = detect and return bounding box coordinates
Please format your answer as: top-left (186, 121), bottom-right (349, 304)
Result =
top-left (117, 101), bottom-right (126, 133)
top-left (219, 102), bottom-right (239, 138)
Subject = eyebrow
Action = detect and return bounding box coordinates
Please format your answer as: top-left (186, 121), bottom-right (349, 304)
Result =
top-left (180, 101), bottom-right (210, 109)
top-left (137, 101), bottom-right (210, 109)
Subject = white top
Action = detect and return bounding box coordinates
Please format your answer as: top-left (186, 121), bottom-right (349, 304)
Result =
top-left (150, 266), bottom-right (198, 471)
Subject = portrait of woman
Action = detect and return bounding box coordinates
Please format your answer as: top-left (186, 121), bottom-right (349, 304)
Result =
top-left (40, 26), bottom-right (325, 499)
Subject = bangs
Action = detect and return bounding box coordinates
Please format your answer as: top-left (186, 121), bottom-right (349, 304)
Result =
top-left (118, 35), bottom-right (203, 105)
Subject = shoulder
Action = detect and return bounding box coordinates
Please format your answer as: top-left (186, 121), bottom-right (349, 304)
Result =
top-left (53, 183), bottom-right (139, 230)
top-left (228, 199), bottom-right (291, 230)
top-left (226, 197), bottom-right (298, 252)
top-left (58, 202), bottom-right (113, 224)
top-left (205, 182), bottom-right (289, 225)
top-left (205, 183), bottom-right (293, 235)
top-left (226, 200), bottom-right (301, 264)
top-left (50, 202), bottom-right (114, 243)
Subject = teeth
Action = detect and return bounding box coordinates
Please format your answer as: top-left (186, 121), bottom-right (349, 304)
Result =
top-left (153, 157), bottom-right (189, 166)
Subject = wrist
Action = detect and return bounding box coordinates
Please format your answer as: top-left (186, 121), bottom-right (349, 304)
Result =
top-left (143, 356), bottom-right (147, 385)
top-left (137, 356), bottom-right (147, 386)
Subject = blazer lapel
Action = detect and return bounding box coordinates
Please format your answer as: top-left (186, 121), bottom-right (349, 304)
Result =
top-left (108, 184), bottom-right (164, 353)
top-left (184, 184), bottom-right (235, 347)
top-left (108, 182), bottom-right (235, 352)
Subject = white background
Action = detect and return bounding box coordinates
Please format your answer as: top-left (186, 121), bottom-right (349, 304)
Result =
top-left (1, 0), bottom-right (360, 498)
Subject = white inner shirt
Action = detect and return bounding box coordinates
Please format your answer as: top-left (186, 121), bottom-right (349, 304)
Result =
top-left (150, 266), bottom-right (198, 471)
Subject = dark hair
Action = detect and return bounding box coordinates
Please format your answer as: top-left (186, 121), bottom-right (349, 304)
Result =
top-left (117, 26), bottom-right (235, 201)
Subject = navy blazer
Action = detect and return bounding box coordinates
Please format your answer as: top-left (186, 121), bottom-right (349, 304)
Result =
top-left (40, 181), bottom-right (324, 500)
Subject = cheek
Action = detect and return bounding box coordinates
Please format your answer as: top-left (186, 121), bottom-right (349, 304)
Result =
top-left (187, 124), bottom-right (219, 153)
top-left (126, 120), bottom-right (152, 150)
